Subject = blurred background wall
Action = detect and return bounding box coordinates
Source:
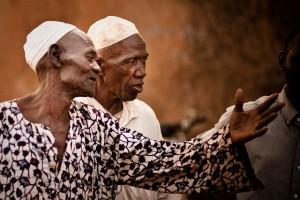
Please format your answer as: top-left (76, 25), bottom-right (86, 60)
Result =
top-left (0, 0), bottom-right (299, 137)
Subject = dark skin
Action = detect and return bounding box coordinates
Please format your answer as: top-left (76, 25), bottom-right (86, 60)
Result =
top-left (281, 33), bottom-right (300, 111)
top-left (16, 29), bottom-right (100, 167)
top-left (230, 89), bottom-right (283, 143)
top-left (93, 34), bottom-right (284, 143)
top-left (94, 34), bottom-right (147, 115)
top-left (11, 29), bottom-right (282, 179)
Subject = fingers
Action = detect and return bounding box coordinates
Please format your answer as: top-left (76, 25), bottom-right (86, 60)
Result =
top-left (245, 127), bottom-right (268, 143)
top-left (235, 127), bottom-right (268, 144)
top-left (260, 102), bottom-right (285, 119)
top-left (256, 93), bottom-right (279, 114)
top-left (251, 127), bottom-right (268, 141)
top-left (233, 88), bottom-right (244, 112)
top-left (257, 112), bottom-right (278, 129)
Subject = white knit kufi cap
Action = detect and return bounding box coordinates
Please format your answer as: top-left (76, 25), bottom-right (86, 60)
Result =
top-left (87, 16), bottom-right (140, 50)
top-left (24, 21), bottom-right (77, 72)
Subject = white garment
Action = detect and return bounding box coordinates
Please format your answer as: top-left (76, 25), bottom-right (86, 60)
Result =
top-left (0, 100), bottom-right (259, 199)
top-left (75, 97), bottom-right (186, 200)
top-left (75, 98), bottom-right (161, 140)
top-left (214, 95), bottom-right (268, 130)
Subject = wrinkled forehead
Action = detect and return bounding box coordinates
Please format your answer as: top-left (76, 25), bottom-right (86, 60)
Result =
top-left (59, 29), bottom-right (95, 50)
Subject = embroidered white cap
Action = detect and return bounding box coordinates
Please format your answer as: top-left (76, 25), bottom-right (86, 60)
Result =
top-left (24, 21), bottom-right (76, 71)
top-left (87, 16), bottom-right (140, 50)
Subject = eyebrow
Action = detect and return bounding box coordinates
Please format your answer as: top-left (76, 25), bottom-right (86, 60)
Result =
top-left (128, 52), bottom-right (149, 59)
top-left (86, 49), bottom-right (97, 57)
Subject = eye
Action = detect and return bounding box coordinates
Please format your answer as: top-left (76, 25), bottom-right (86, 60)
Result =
top-left (125, 58), bottom-right (138, 66)
top-left (86, 52), bottom-right (96, 62)
top-left (141, 58), bottom-right (147, 65)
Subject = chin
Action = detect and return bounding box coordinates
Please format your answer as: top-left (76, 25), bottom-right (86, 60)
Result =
top-left (76, 89), bottom-right (95, 98)
top-left (85, 90), bottom-right (95, 97)
top-left (123, 94), bottom-right (138, 101)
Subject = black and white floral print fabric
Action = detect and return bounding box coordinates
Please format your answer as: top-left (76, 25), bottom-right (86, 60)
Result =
top-left (0, 101), bottom-right (260, 199)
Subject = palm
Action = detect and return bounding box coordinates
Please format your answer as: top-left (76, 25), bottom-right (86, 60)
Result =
top-left (229, 89), bottom-right (283, 143)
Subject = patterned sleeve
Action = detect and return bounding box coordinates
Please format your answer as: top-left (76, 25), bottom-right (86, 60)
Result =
top-left (111, 123), bottom-right (261, 194)
top-left (0, 105), bottom-right (5, 129)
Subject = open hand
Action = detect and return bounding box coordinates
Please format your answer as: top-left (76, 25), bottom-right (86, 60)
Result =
top-left (229, 89), bottom-right (284, 143)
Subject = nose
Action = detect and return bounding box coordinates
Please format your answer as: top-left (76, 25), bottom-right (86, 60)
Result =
top-left (134, 61), bottom-right (146, 78)
top-left (91, 61), bottom-right (101, 74)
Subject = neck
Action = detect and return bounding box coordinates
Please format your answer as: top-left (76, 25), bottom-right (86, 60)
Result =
top-left (94, 86), bottom-right (123, 115)
top-left (16, 77), bottom-right (74, 126)
top-left (285, 86), bottom-right (300, 112)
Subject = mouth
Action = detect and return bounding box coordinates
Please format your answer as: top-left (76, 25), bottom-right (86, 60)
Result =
top-left (88, 77), bottom-right (96, 82)
top-left (131, 84), bottom-right (144, 93)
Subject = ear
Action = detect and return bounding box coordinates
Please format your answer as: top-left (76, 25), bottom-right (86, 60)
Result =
top-left (279, 50), bottom-right (287, 70)
top-left (48, 44), bottom-right (63, 68)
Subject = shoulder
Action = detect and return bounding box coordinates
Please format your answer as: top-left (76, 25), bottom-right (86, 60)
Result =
top-left (0, 100), bottom-right (14, 108)
top-left (0, 100), bottom-right (18, 114)
top-left (74, 97), bottom-right (92, 104)
top-left (0, 100), bottom-right (19, 125)
top-left (126, 99), bottom-right (163, 139)
top-left (70, 100), bottom-right (106, 120)
top-left (72, 100), bottom-right (114, 122)
top-left (72, 100), bottom-right (121, 136)
top-left (74, 97), bottom-right (104, 109)
top-left (131, 99), bottom-right (157, 119)
top-left (71, 98), bottom-right (110, 116)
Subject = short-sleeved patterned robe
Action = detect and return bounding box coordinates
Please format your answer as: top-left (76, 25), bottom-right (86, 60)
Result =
top-left (0, 100), bottom-right (261, 199)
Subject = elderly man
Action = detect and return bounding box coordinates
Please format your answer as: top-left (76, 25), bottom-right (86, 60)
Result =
top-left (76, 16), bottom-right (184, 200)
top-left (0, 21), bottom-right (283, 199)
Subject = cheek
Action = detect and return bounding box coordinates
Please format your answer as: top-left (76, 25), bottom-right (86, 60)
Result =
top-left (60, 68), bottom-right (82, 85)
top-left (108, 77), bottom-right (127, 91)
top-left (106, 68), bottom-right (131, 84)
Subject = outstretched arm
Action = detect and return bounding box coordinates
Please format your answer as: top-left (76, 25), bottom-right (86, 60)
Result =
top-left (96, 89), bottom-right (283, 194)
top-left (114, 124), bottom-right (259, 194)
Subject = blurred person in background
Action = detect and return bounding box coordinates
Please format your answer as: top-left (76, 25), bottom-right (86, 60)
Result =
top-left (236, 26), bottom-right (300, 200)
top-left (212, 27), bottom-right (300, 200)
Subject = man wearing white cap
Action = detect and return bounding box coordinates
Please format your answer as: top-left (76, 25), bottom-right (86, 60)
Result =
top-left (76, 16), bottom-right (184, 200)
top-left (0, 20), bottom-right (284, 200)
